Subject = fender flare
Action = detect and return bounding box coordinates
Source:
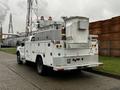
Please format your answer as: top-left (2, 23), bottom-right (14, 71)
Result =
top-left (36, 55), bottom-right (44, 65)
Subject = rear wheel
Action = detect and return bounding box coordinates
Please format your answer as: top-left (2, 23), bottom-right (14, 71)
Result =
top-left (36, 57), bottom-right (46, 75)
top-left (17, 53), bottom-right (23, 64)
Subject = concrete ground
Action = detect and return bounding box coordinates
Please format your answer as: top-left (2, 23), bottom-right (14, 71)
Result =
top-left (0, 51), bottom-right (120, 90)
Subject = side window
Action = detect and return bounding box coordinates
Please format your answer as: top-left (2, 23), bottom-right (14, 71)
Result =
top-left (31, 37), bottom-right (35, 41)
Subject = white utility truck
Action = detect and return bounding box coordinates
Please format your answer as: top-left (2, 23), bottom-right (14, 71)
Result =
top-left (17, 16), bottom-right (102, 75)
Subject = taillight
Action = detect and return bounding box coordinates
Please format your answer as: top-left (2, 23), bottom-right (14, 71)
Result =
top-left (92, 44), bottom-right (96, 47)
top-left (56, 44), bottom-right (62, 48)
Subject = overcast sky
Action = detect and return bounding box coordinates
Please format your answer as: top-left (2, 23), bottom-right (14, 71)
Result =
top-left (1, 0), bottom-right (120, 33)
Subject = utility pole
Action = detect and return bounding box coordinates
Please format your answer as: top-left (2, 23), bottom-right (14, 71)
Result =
top-left (26, 0), bottom-right (39, 36)
top-left (26, 0), bottom-right (33, 36)
top-left (26, 0), bottom-right (30, 36)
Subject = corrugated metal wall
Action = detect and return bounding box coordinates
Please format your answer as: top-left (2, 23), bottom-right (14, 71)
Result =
top-left (90, 16), bottom-right (120, 57)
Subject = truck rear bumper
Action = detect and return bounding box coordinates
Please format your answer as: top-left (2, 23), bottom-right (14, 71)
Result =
top-left (53, 62), bottom-right (103, 71)
top-left (53, 55), bottom-right (102, 71)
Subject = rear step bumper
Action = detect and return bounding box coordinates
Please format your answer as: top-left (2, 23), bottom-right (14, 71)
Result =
top-left (53, 63), bottom-right (103, 71)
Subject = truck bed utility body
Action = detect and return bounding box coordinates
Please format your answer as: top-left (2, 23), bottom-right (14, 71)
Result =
top-left (17, 16), bottom-right (102, 75)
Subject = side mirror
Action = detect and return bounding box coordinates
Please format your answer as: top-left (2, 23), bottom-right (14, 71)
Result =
top-left (21, 43), bottom-right (25, 47)
top-left (16, 41), bottom-right (21, 46)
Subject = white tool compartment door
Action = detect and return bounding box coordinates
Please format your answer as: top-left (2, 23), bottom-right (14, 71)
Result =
top-left (25, 42), bottom-right (31, 61)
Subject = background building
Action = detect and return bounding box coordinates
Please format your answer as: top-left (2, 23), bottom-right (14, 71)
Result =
top-left (90, 16), bottom-right (120, 57)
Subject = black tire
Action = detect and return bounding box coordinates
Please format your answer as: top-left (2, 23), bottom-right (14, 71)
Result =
top-left (36, 57), bottom-right (46, 75)
top-left (17, 53), bottom-right (23, 64)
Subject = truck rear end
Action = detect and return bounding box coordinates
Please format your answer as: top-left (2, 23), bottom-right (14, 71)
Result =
top-left (51, 16), bottom-right (102, 71)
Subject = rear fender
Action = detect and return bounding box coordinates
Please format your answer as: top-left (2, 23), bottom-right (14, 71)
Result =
top-left (36, 55), bottom-right (45, 65)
